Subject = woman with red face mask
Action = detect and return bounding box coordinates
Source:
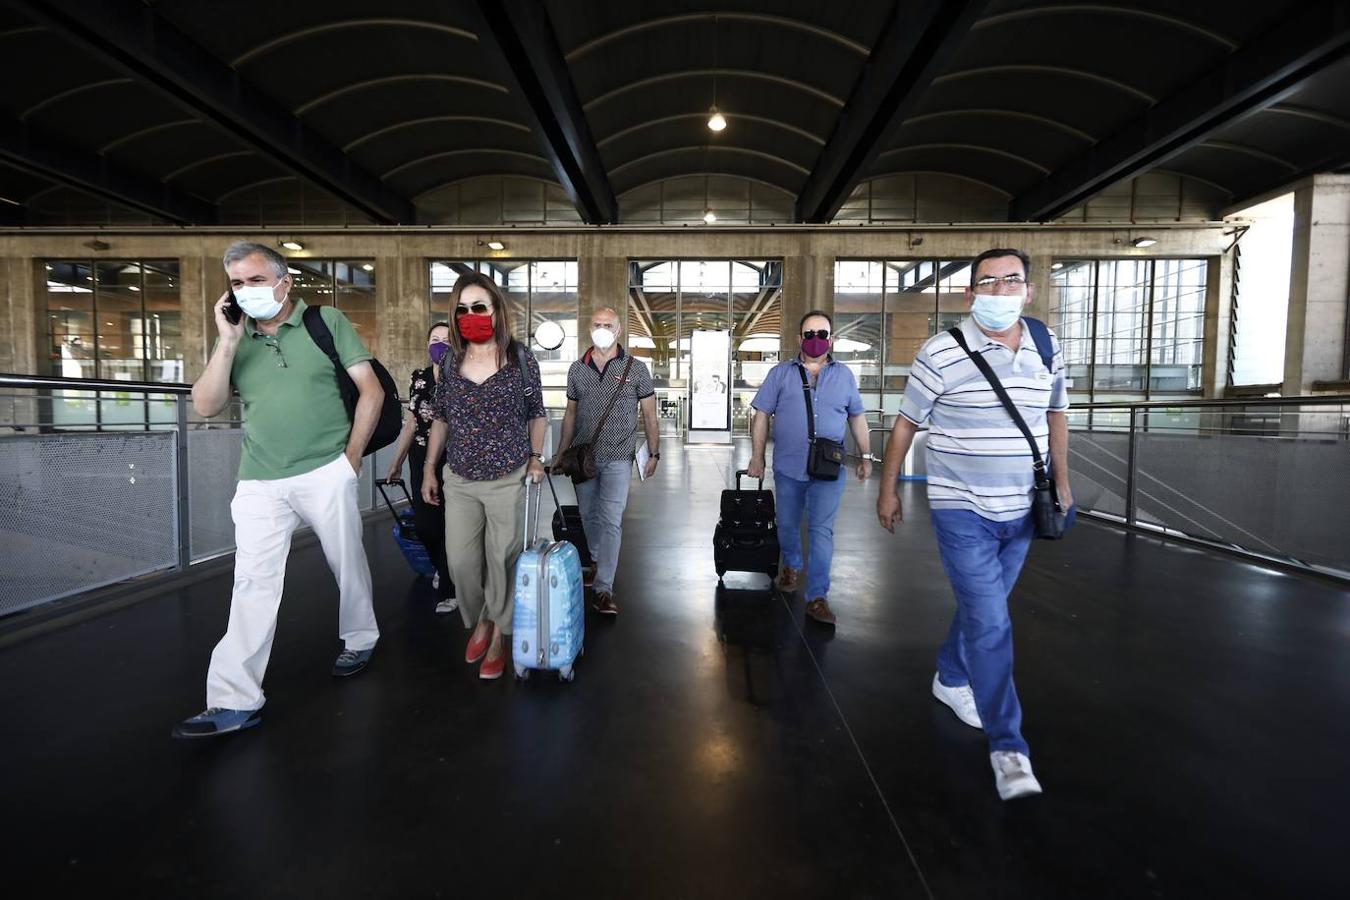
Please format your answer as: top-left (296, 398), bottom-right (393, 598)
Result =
top-left (422, 273), bottom-right (547, 681)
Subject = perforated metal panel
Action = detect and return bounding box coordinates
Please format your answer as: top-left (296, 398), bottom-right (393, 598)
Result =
top-left (187, 428), bottom-right (243, 560)
top-left (0, 432), bottom-right (178, 616)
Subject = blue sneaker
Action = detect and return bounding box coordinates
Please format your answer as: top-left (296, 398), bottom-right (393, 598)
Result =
top-left (171, 707), bottom-right (261, 739)
top-left (332, 646), bottom-right (374, 677)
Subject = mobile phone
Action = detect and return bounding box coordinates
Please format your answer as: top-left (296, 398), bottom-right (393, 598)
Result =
top-left (223, 287), bottom-right (243, 325)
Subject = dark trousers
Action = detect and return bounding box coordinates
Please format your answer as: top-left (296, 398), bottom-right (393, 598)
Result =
top-left (408, 443), bottom-right (454, 598)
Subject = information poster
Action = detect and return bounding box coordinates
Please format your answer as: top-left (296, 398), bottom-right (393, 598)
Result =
top-left (689, 328), bottom-right (731, 431)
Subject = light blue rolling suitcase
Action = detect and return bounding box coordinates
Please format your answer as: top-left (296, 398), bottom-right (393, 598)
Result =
top-left (512, 473), bottom-right (585, 682)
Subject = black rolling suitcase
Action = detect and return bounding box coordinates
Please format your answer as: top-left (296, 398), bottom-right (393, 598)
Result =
top-left (714, 469), bottom-right (779, 581)
top-left (552, 504), bottom-right (595, 568)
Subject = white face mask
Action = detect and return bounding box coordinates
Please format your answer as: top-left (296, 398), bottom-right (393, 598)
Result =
top-left (971, 291), bottom-right (1026, 332)
top-left (235, 282), bottom-right (286, 321)
top-left (591, 327), bottom-right (617, 350)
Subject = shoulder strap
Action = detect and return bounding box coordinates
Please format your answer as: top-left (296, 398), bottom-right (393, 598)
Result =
top-left (947, 328), bottom-right (1048, 482)
top-left (589, 354), bottom-right (635, 443)
top-left (303, 305), bottom-right (341, 367)
top-left (1022, 317), bottom-right (1055, 374)
top-left (796, 361), bottom-right (817, 443)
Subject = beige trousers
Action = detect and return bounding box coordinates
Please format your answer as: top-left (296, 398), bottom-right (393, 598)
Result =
top-left (442, 464), bottom-right (525, 634)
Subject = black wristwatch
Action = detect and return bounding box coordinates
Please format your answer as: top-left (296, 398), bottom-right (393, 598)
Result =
top-left (529, 452), bottom-right (543, 460)
top-left (650, 450), bottom-right (660, 459)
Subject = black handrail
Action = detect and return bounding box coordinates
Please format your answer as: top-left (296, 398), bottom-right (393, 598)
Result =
top-left (1070, 395), bottom-right (1350, 411)
top-left (0, 372), bottom-right (193, 395)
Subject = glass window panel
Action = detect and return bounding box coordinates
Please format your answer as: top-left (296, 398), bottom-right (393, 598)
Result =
top-left (1095, 259), bottom-right (1151, 392)
top-left (1150, 258), bottom-right (1206, 392)
top-left (936, 259), bottom-right (972, 334)
top-left (142, 260), bottom-right (182, 383)
top-left (733, 262), bottom-right (781, 399)
top-left (1050, 260), bottom-right (1095, 394)
top-left (886, 260), bottom-right (936, 392)
top-left (530, 261), bottom-right (578, 404)
top-left (833, 261), bottom-right (883, 405)
top-left (288, 260), bottom-right (332, 307)
top-left (335, 260), bottom-right (377, 355)
top-left (45, 261), bottom-right (96, 380)
top-left (95, 262), bottom-right (144, 382)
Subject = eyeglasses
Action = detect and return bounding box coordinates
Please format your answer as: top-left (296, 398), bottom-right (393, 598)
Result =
top-left (973, 274), bottom-right (1027, 291)
top-left (454, 302), bottom-right (492, 317)
top-left (802, 329), bottom-right (831, 340)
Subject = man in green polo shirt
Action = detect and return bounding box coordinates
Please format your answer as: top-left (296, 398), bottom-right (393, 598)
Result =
top-left (173, 242), bottom-right (384, 739)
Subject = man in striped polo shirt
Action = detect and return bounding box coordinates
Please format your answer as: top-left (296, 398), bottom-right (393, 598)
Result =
top-left (876, 248), bottom-right (1073, 801)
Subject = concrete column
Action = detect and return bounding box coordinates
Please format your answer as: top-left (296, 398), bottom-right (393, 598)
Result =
top-left (1027, 253), bottom-right (1052, 322)
top-left (179, 254), bottom-right (209, 382)
top-left (782, 248), bottom-right (834, 351)
top-left (578, 256), bottom-right (628, 356)
top-left (1201, 253), bottom-right (1235, 398)
top-left (1284, 174), bottom-right (1350, 394)
top-left (0, 256), bottom-right (41, 430)
top-left (385, 251), bottom-right (430, 383)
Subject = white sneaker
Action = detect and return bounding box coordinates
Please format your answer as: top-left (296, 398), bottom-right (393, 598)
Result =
top-left (431, 572), bottom-right (440, 590)
top-left (991, 751), bottom-right (1043, 801)
top-left (931, 673), bottom-right (983, 730)
top-left (434, 597), bottom-right (459, 614)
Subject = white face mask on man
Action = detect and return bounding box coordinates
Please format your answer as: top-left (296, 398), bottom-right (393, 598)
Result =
top-left (234, 282), bottom-right (287, 321)
top-left (591, 327), bottom-right (617, 350)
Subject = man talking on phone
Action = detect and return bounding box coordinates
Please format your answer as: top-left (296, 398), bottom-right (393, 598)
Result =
top-left (172, 241), bottom-right (383, 739)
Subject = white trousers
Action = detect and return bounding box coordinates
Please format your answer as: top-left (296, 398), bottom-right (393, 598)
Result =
top-left (205, 454), bottom-right (379, 710)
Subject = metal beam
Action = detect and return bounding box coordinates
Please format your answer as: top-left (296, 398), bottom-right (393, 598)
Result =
top-left (470, 0), bottom-right (618, 224)
top-left (8, 0), bottom-right (414, 224)
top-left (0, 118), bottom-right (215, 223)
top-left (794, 0), bottom-right (990, 223)
top-left (1010, 1), bottom-right (1350, 221)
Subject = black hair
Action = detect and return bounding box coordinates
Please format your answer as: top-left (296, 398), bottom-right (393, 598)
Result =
top-left (799, 309), bottom-right (833, 332)
top-left (969, 248), bottom-right (1031, 286)
top-left (427, 321), bottom-right (449, 340)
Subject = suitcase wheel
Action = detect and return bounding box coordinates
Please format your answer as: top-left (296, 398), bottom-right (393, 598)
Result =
top-left (559, 665), bottom-right (575, 683)
top-left (515, 666), bottom-right (529, 681)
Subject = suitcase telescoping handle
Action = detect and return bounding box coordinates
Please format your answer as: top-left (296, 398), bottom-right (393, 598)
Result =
top-left (735, 468), bottom-right (764, 491)
top-left (374, 477), bottom-right (413, 519)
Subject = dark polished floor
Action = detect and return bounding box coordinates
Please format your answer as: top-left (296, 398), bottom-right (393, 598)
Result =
top-left (2, 441), bottom-right (1348, 899)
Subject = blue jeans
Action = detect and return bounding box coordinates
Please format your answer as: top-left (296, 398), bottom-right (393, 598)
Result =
top-left (774, 472), bottom-right (848, 600)
top-left (931, 509), bottom-right (1036, 755)
top-left (574, 459), bottom-right (633, 596)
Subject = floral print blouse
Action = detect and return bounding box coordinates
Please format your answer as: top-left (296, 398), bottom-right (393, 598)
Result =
top-left (432, 342), bottom-right (546, 481)
top-left (406, 366), bottom-right (438, 448)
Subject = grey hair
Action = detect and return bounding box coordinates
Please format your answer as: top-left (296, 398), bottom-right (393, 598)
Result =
top-left (222, 241), bottom-right (288, 279)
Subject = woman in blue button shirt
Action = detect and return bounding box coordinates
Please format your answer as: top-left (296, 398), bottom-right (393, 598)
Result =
top-left (747, 310), bottom-right (873, 626)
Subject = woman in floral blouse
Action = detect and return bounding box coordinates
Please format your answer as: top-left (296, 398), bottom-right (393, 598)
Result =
top-left (423, 273), bottom-right (546, 681)
top-left (385, 321), bottom-right (455, 609)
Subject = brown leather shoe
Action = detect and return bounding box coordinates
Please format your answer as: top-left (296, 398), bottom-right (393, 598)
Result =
top-left (805, 597), bottom-right (836, 627)
top-left (594, 591), bottom-right (618, 616)
top-left (777, 567), bottom-right (800, 591)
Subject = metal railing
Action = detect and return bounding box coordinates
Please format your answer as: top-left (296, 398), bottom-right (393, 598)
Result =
top-left (0, 373), bottom-right (408, 618)
top-left (1065, 395), bottom-right (1350, 579)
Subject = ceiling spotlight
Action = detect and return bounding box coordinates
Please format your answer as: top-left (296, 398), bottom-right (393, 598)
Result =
top-left (487, 241), bottom-right (505, 251)
top-left (129, 285), bottom-right (141, 292)
top-left (1050, 262), bottom-right (1064, 270)
top-left (361, 263), bottom-right (374, 272)
top-left (281, 240), bottom-right (304, 251)
top-left (707, 108), bottom-right (727, 132)
top-left (703, 209), bottom-right (717, 224)
top-left (287, 267), bottom-right (301, 275)
top-left (1131, 236), bottom-right (1157, 248)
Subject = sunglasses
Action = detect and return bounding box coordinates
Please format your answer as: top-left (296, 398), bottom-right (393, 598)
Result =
top-left (454, 302), bottom-right (492, 317)
top-left (802, 329), bottom-right (831, 340)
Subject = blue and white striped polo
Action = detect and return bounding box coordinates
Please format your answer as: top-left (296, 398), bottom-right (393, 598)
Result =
top-left (898, 316), bottom-right (1069, 521)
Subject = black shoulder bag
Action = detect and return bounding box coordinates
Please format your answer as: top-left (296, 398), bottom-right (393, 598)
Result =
top-left (303, 305), bottom-right (402, 455)
top-left (947, 327), bottom-right (1071, 540)
top-left (797, 363), bottom-right (845, 481)
top-left (557, 354), bottom-right (635, 485)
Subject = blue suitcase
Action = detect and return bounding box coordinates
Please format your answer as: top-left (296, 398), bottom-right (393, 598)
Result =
top-left (375, 478), bottom-right (436, 578)
top-left (512, 473), bottom-right (585, 682)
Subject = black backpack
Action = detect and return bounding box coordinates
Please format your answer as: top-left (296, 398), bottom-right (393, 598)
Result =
top-left (302, 305), bottom-right (403, 456)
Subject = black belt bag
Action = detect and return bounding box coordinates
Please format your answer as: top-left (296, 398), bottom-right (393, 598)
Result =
top-left (948, 327), bottom-right (1071, 540)
top-left (797, 364), bottom-right (844, 481)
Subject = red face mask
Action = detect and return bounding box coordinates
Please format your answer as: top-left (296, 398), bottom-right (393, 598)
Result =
top-left (457, 314), bottom-right (495, 344)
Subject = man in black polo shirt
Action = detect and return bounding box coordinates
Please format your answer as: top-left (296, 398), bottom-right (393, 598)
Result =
top-left (555, 307), bottom-right (659, 616)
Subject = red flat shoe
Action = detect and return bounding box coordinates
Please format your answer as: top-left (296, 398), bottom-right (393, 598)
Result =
top-left (465, 626), bottom-right (490, 664)
top-left (479, 645), bottom-right (506, 681)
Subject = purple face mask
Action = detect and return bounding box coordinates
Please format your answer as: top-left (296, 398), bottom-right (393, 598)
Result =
top-left (428, 341), bottom-right (450, 365)
top-left (802, 336), bottom-right (831, 358)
